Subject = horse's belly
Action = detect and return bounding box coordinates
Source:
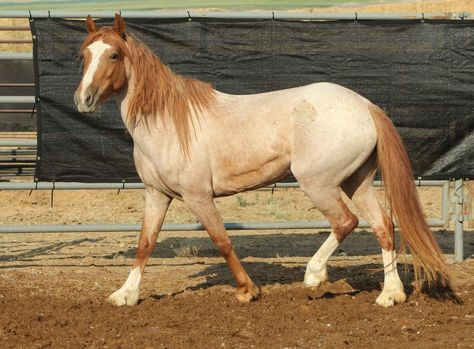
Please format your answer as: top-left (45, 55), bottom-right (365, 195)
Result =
top-left (211, 154), bottom-right (291, 197)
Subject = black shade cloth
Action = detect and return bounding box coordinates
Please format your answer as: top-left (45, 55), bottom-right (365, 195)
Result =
top-left (32, 18), bottom-right (474, 182)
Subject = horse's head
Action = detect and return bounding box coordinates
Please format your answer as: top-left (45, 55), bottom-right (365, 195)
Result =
top-left (74, 14), bottom-right (128, 113)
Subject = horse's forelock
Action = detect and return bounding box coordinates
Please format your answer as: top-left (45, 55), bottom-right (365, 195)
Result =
top-left (80, 28), bottom-right (125, 54)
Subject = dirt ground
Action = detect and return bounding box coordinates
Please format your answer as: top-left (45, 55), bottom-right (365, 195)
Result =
top-left (0, 187), bottom-right (473, 349)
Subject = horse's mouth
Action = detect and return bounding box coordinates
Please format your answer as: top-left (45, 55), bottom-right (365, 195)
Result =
top-left (77, 102), bottom-right (98, 113)
top-left (74, 93), bottom-right (99, 113)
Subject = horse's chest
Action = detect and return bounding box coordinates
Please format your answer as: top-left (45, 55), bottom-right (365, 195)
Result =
top-left (133, 145), bottom-right (181, 193)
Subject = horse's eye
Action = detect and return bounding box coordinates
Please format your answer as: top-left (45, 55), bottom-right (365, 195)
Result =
top-left (110, 53), bottom-right (119, 60)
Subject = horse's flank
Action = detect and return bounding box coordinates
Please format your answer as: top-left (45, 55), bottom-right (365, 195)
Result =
top-left (82, 28), bottom-right (216, 157)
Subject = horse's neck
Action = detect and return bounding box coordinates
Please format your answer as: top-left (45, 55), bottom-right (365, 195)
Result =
top-left (115, 88), bottom-right (132, 131)
top-left (114, 84), bottom-right (175, 146)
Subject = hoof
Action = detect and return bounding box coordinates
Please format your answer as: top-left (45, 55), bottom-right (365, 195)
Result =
top-left (108, 288), bottom-right (139, 306)
top-left (375, 288), bottom-right (406, 307)
top-left (304, 268), bottom-right (328, 288)
top-left (235, 283), bottom-right (260, 303)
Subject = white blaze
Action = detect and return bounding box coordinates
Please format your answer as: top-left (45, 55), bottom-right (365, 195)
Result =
top-left (80, 40), bottom-right (111, 102)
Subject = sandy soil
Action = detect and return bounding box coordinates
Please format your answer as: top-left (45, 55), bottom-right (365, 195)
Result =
top-left (0, 228), bottom-right (473, 349)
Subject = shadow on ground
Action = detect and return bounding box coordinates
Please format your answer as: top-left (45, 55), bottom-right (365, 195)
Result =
top-left (110, 230), bottom-right (474, 260)
top-left (0, 237), bottom-right (104, 262)
top-left (151, 260), bottom-right (460, 303)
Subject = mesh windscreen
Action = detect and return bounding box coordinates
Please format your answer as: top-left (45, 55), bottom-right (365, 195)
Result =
top-left (32, 18), bottom-right (474, 181)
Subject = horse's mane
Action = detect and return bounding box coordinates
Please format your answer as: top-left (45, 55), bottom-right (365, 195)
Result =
top-left (82, 29), bottom-right (216, 157)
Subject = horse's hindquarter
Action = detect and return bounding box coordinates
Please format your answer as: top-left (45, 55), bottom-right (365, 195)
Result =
top-left (206, 83), bottom-right (377, 195)
top-left (289, 83), bottom-right (378, 186)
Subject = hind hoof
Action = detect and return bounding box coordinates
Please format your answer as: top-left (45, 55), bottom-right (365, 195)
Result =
top-left (375, 287), bottom-right (406, 307)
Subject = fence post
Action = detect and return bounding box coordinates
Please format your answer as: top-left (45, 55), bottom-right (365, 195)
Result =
top-left (469, 180), bottom-right (474, 230)
top-left (452, 179), bottom-right (464, 262)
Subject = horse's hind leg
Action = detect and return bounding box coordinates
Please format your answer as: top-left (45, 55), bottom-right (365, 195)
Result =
top-left (342, 154), bottom-right (406, 307)
top-left (298, 183), bottom-right (359, 287)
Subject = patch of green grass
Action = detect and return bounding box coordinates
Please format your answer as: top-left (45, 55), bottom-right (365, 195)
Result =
top-left (269, 208), bottom-right (290, 220)
top-left (236, 195), bottom-right (249, 207)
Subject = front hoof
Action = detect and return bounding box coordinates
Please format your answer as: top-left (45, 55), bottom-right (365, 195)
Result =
top-left (235, 284), bottom-right (260, 303)
top-left (108, 288), bottom-right (139, 306)
top-left (304, 268), bottom-right (328, 288)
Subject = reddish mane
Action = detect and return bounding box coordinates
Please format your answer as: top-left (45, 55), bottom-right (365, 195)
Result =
top-left (82, 28), bottom-right (216, 157)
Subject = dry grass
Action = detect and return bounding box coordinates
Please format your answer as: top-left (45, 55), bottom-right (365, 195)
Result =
top-left (303, 0), bottom-right (474, 13)
top-left (0, 18), bottom-right (31, 52)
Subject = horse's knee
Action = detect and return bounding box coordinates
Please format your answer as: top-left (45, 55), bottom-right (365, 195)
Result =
top-left (333, 214), bottom-right (359, 243)
top-left (136, 240), bottom-right (155, 259)
top-left (215, 239), bottom-right (233, 257)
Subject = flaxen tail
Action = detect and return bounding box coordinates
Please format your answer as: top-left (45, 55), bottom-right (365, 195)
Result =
top-left (369, 104), bottom-right (451, 286)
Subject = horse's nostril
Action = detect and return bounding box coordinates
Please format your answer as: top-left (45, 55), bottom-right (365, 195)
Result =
top-left (85, 93), bottom-right (94, 106)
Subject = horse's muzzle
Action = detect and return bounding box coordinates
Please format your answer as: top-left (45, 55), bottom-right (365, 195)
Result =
top-left (74, 88), bottom-right (98, 113)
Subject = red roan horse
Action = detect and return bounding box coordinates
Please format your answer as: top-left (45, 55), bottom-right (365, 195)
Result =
top-left (74, 14), bottom-right (450, 306)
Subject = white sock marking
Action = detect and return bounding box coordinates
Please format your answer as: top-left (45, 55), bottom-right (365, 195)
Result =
top-left (108, 267), bottom-right (142, 306)
top-left (304, 233), bottom-right (340, 286)
top-left (381, 249), bottom-right (401, 287)
top-left (122, 266), bottom-right (142, 290)
top-left (376, 249), bottom-right (406, 307)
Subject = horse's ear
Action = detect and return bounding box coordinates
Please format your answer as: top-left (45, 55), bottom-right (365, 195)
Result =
top-left (113, 13), bottom-right (126, 37)
top-left (86, 15), bottom-right (96, 33)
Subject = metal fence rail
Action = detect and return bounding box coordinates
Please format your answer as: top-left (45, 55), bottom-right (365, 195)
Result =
top-left (0, 178), bottom-right (466, 261)
top-left (0, 52), bottom-right (32, 60)
top-left (0, 96), bottom-right (35, 104)
top-left (0, 179), bottom-right (464, 261)
top-left (0, 218), bottom-right (450, 234)
top-left (0, 10), bottom-right (470, 20)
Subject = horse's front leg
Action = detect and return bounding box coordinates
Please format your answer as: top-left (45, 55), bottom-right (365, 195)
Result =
top-left (185, 195), bottom-right (260, 302)
top-left (108, 188), bottom-right (171, 306)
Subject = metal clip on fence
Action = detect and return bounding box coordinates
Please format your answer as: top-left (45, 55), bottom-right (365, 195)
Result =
top-left (50, 180), bottom-right (55, 208)
top-left (117, 180), bottom-right (126, 195)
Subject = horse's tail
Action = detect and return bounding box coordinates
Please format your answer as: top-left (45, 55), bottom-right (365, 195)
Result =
top-left (369, 103), bottom-right (451, 286)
